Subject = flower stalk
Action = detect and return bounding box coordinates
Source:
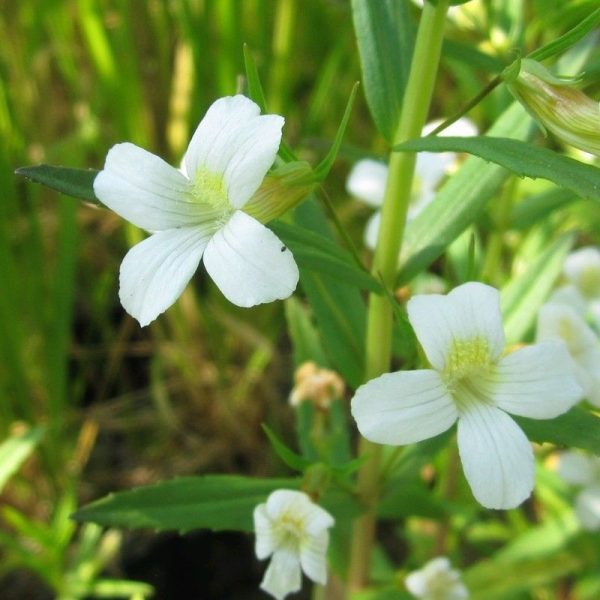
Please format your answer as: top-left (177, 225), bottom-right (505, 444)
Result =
top-left (348, 0), bottom-right (450, 590)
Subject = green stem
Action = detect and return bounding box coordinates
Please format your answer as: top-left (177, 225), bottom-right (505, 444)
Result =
top-left (347, 0), bottom-right (449, 591)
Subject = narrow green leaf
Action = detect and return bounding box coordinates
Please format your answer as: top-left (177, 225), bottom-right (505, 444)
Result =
top-left (394, 136), bottom-right (600, 201)
top-left (511, 187), bottom-right (578, 230)
top-left (15, 165), bottom-right (101, 204)
top-left (293, 201), bottom-right (366, 389)
top-left (351, 0), bottom-right (414, 141)
top-left (529, 8), bottom-right (600, 62)
top-left (0, 426), bottom-right (44, 493)
top-left (399, 103), bottom-right (532, 285)
top-left (313, 82), bottom-right (359, 181)
top-left (72, 476), bottom-right (299, 533)
top-left (242, 45), bottom-right (296, 163)
top-left (501, 233), bottom-right (574, 344)
top-left (516, 406), bottom-right (600, 455)
top-left (262, 424), bottom-right (311, 472)
top-left (270, 220), bottom-right (382, 293)
top-left (284, 297), bottom-right (329, 368)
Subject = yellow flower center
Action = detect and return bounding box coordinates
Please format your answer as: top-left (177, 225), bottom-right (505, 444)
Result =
top-left (444, 337), bottom-right (492, 382)
top-left (579, 266), bottom-right (600, 299)
top-left (193, 167), bottom-right (230, 212)
top-left (274, 512), bottom-right (306, 552)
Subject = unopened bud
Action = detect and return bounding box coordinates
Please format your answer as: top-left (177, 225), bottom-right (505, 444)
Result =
top-left (289, 361), bottom-right (345, 411)
top-left (244, 161), bottom-right (318, 224)
top-left (504, 58), bottom-right (600, 156)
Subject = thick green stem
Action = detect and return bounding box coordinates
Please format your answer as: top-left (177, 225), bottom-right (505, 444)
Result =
top-left (348, 0), bottom-right (449, 591)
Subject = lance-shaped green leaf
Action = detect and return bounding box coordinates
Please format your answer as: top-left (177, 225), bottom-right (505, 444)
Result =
top-left (15, 165), bottom-right (100, 204)
top-left (394, 136), bottom-right (600, 200)
top-left (293, 201), bottom-right (366, 389)
top-left (313, 82), bottom-right (359, 181)
top-left (528, 8), bottom-right (600, 62)
top-left (398, 103), bottom-right (532, 285)
top-left (501, 233), bottom-right (574, 344)
top-left (351, 0), bottom-right (414, 141)
top-left (516, 406), bottom-right (600, 455)
top-left (243, 45), bottom-right (296, 163)
top-left (72, 476), bottom-right (300, 533)
top-left (262, 424), bottom-right (312, 472)
top-left (0, 426), bottom-right (44, 493)
top-left (270, 221), bottom-right (382, 293)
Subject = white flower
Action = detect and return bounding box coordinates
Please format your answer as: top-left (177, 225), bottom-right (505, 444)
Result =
top-left (561, 247), bottom-right (600, 328)
top-left (254, 489), bottom-right (334, 600)
top-left (94, 95), bottom-right (299, 326)
top-left (536, 302), bottom-right (600, 407)
top-left (557, 451), bottom-right (600, 531)
top-left (346, 118), bottom-right (477, 249)
top-left (405, 556), bottom-right (468, 600)
top-left (351, 282), bottom-right (582, 509)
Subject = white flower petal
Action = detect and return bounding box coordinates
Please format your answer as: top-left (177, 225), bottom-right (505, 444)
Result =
top-left (407, 282), bottom-right (505, 371)
top-left (564, 246), bottom-right (600, 299)
top-left (183, 95), bottom-right (283, 209)
top-left (260, 550), bottom-right (302, 600)
top-left (119, 227), bottom-right (211, 326)
top-left (557, 451), bottom-right (599, 486)
top-left (299, 530), bottom-right (329, 585)
top-left (346, 159), bottom-right (388, 207)
top-left (536, 302), bottom-right (598, 355)
top-left (548, 284), bottom-right (588, 313)
top-left (492, 340), bottom-right (582, 418)
top-left (204, 211), bottom-right (298, 307)
top-left (414, 150), bottom-right (455, 190)
top-left (576, 484), bottom-right (600, 531)
top-left (364, 210), bottom-right (381, 250)
top-left (254, 503), bottom-right (276, 560)
top-left (351, 370), bottom-right (457, 445)
top-left (457, 403), bottom-right (534, 509)
top-left (93, 143), bottom-right (217, 231)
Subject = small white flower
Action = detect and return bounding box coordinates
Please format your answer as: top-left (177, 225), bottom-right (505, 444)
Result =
top-left (351, 282), bottom-right (582, 509)
top-left (536, 302), bottom-right (600, 407)
top-left (557, 451), bottom-right (600, 531)
top-left (346, 118), bottom-right (477, 249)
top-left (405, 556), bottom-right (468, 600)
top-left (561, 247), bottom-right (600, 328)
top-left (94, 95), bottom-right (299, 326)
top-left (254, 489), bottom-right (334, 600)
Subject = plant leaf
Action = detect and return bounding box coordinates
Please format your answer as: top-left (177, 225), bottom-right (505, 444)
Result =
top-left (270, 221), bottom-right (382, 293)
top-left (398, 103), bottom-right (532, 285)
top-left (516, 406), bottom-right (600, 455)
top-left (313, 82), bottom-right (359, 181)
top-left (394, 136), bottom-right (600, 201)
top-left (0, 426), bottom-right (44, 493)
top-left (15, 165), bottom-right (100, 204)
top-left (262, 424), bottom-right (311, 472)
top-left (501, 233), bottom-right (574, 344)
top-left (293, 201), bottom-right (366, 389)
top-left (529, 8), bottom-right (600, 62)
top-left (72, 476), bottom-right (300, 533)
top-left (351, 0), bottom-right (414, 141)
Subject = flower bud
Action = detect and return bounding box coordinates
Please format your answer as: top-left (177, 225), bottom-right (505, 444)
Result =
top-left (289, 361), bottom-right (345, 411)
top-left (504, 58), bottom-right (600, 156)
top-left (244, 160), bottom-right (317, 224)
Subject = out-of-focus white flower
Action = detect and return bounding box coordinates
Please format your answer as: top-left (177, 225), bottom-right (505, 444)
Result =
top-left (405, 556), bottom-right (468, 600)
top-left (549, 248), bottom-right (600, 331)
top-left (94, 95), bottom-right (298, 326)
top-left (346, 118), bottom-right (477, 249)
top-left (557, 451), bottom-right (600, 531)
top-left (254, 489), bottom-right (334, 600)
top-left (536, 302), bottom-right (600, 407)
top-left (352, 282), bottom-right (582, 509)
